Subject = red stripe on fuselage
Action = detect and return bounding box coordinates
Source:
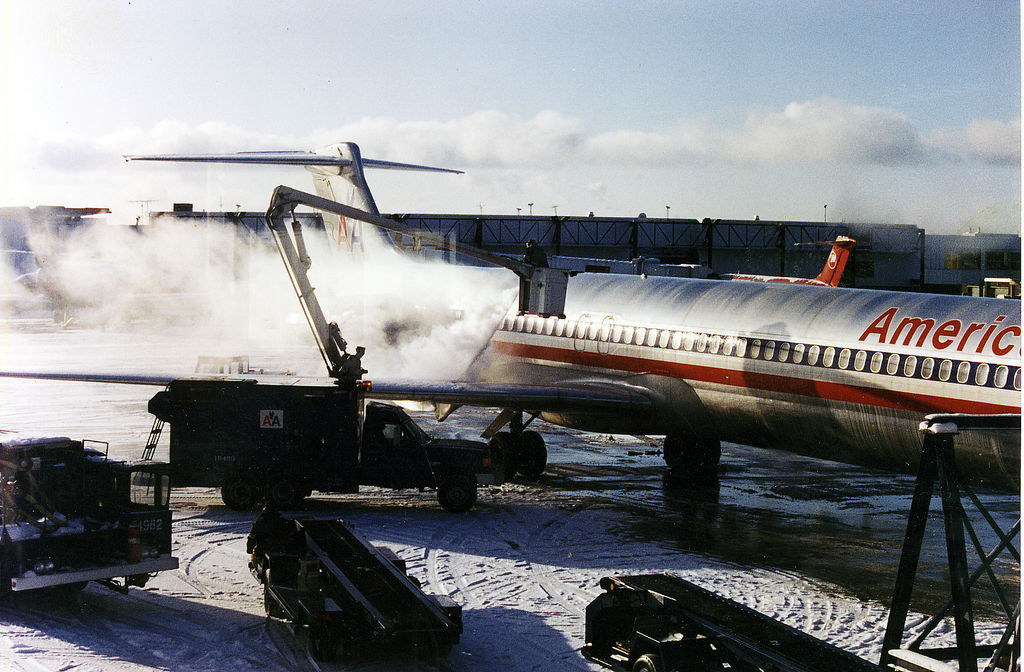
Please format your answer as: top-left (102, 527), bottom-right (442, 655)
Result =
top-left (493, 339), bottom-right (1019, 415)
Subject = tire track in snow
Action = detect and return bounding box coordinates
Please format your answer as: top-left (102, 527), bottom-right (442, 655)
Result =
top-left (420, 503), bottom-right (603, 671)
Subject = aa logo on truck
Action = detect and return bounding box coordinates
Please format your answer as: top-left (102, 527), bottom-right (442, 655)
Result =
top-left (260, 410), bottom-right (284, 429)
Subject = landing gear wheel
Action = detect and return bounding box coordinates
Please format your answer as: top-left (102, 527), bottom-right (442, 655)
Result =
top-left (663, 433), bottom-right (720, 486)
top-left (632, 653), bottom-right (664, 672)
top-left (437, 472), bottom-right (478, 512)
top-left (489, 432), bottom-right (518, 482)
top-left (266, 473), bottom-right (304, 509)
top-left (517, 431), bottom-right (547, 480)
top-left (221, 471), bottom-right (262, 511)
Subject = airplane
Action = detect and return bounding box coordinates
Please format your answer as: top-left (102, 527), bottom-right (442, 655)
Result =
top-left (718, 236), bottom-right (856, 287)
top-left (2, 143), bottom-right (1019, 494)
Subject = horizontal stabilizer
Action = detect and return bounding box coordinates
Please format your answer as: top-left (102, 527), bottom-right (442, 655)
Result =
top-left (124, 150), bottom-right (463, 174)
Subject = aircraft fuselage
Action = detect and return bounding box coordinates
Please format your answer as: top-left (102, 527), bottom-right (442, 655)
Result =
top-left (481, 273), bottom-right (1021, 491)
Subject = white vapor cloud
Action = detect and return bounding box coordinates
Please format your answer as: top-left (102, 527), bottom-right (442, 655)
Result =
top-left (16, 217), bottom-right (517, 380)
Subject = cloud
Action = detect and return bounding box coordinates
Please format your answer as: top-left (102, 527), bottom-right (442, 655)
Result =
top-left (928, 118), bottom-right (1021, 165)
top-left (310, 110), bottom-right (587, 167)
top-left (727, 97), bottom-right (928, 165)
top-left (5, 100), bottom-right (1017, 228)
top-left (13, 99), bottom-right (1018, 177)
top-left (328, 98), bottom-right (1005, 170)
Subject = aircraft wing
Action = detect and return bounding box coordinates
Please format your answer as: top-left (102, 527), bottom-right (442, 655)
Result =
top-left (0, 371), bottom-right (650, 414)
top-left (0, 370), bottom-right (178, 386)
top-left (365, 379), bottom-right (651, 413)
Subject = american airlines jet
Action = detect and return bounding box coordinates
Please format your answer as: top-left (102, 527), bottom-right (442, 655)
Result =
top-left (719, 236), bottom-right (856, 286)
top-left (7, 143), bottom-right (1019, 493)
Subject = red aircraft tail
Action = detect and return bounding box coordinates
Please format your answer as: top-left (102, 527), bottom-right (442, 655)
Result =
top-left (812, 236), bottom-right (856, 287)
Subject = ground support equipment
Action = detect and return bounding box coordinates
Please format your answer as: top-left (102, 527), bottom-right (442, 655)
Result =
top-left (583, 573), bottom-right (885, 672)
top-left (881, 413), bottom-right (1020, 672)
top-left (248, 512), bottom-right (461, 661)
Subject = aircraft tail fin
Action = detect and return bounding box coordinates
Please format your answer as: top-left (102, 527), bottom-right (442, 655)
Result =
top-left (812, 236), bottom-right (856, 287)
top-left (125, 142), bottom-right (462, 249)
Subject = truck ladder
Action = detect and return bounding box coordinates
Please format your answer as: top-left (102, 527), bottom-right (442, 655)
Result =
top-left (141, 413), bottom-right (164, 461)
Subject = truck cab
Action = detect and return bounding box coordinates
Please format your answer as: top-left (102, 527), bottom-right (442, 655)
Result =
top-left (361, 402), bottom-right (500, 512)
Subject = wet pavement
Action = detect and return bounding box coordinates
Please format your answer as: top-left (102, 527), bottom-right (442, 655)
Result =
top-left (429, 411), bottom-right (1020, 621)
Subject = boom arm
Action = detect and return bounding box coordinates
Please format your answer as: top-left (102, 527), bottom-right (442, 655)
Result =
top-left (266, 186), bottom-right (569, 316)
top-left (264, 194), bottom-right (365, 381)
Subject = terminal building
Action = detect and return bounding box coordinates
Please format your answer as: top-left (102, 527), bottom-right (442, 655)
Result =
top-left (3, 205), bottom-right (1019, 297)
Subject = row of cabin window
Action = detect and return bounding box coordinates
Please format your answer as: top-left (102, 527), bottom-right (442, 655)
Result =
top-left (502, 315), bottom-right (1021, 390)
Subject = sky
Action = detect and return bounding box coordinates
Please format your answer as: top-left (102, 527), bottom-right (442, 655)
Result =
top-left (1, 0), bottom-right (1020, 233)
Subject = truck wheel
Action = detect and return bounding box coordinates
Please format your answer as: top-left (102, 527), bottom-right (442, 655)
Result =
top-left (489, 432), bottom-right (518, 482)
top-left (221, 472), bottom-right (261, 511)
top-left (632, 653), bottom-right (664, 672)
top-left (266, 473), bottom-right (304, 509)
top-left (437, 472), bottom-right (478, 512)
top-left (518, 431), bottom-right (547, 480)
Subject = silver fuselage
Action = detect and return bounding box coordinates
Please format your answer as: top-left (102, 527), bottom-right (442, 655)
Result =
top-left (482, 273), bottom-right (1021, 491)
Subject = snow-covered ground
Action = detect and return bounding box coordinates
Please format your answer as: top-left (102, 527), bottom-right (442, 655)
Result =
top-left (0, 318), bottom-right (1017, 671)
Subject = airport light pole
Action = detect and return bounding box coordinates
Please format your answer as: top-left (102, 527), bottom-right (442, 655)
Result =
top-left (824, 204), bottom-right (827, 223)
top-left (528, 203), bottom-right (533, 215)
top-left (666, 205), bottom-right (670, 219)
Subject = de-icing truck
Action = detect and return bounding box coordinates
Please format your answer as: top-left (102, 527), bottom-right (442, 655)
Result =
top-left (141, 183), bottom-right (503, 514)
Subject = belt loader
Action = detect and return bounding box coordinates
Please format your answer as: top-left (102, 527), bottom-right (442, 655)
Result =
top-left (247, 508), bottom-right (461, 661)
top-left (583, 574), bottom-right (884, 672)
